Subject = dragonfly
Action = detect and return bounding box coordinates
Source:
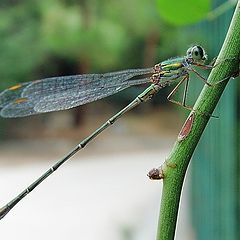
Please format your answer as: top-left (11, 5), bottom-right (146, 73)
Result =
top-left (0, 45), bottom-right (213, 219)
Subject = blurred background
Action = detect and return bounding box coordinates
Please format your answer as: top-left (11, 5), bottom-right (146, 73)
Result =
top-left (0, 0), bottom-right (239, 239)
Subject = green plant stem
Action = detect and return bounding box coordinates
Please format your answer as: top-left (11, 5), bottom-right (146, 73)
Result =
top-left (156, 2), bottom-right (240, 240)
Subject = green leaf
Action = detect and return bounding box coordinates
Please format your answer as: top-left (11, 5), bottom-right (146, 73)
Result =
top-left (156, 0), bottom-right (210, 26)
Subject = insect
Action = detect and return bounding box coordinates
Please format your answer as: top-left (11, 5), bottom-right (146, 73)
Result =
top-left (0, 45), bottom-right (213, 219)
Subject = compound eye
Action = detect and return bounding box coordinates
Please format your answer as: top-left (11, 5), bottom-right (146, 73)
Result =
top-left (194, 49), bottom-right (199, 56)
top-left (191, 46), bottom-right (204, 60)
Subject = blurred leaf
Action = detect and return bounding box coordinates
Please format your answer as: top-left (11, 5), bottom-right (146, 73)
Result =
top-left (0, 5), bottom-right (45, 88)
top-left (40, 2), bottom-right (83, 58)
top-left (0, 0), bottom-right (179, 91)
top-left (156, 0), bottom-right (210, 26)
top-left (103, 0), bottom-right (162, 36)
top-left (78, 20), bottom-right (129, 69)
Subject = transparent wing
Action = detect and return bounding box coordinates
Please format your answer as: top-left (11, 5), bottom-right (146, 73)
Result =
top-left (0, 68), bottom-right (153, 118)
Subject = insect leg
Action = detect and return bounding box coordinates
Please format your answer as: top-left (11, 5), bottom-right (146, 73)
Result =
top-left (167, 75), bottom-right (194, 111)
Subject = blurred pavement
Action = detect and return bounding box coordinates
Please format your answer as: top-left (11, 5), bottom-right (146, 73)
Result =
top-left (0, 137), bottom-right (194, 240)
top-left (0, 106), bottom-right (194, 239)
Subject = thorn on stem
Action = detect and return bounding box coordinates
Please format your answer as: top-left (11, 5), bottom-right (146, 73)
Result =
top-left (147, 167), bottom-right (164, 180)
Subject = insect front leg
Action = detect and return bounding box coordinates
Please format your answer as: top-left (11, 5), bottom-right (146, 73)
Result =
top-left (167, 74), bottom-right (219, 118)
top-left (167, 75), bottom-right (194, 111)
top-left (189, 68), bottom-right (212, 86)
top-left (193, 57), bottom-right (240, 86)
top-left (194, 58), bottom-right (216, 69)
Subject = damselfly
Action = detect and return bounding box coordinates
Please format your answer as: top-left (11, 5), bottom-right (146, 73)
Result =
top-left (0, 45), bottom-right (213, 219)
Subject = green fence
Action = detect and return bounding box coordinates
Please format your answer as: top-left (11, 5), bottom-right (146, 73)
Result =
top-left (190, 1), bottom-right (238, 239)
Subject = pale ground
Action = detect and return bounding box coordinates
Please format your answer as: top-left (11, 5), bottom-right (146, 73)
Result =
top-left (0, 106), bottom-right (195, 240)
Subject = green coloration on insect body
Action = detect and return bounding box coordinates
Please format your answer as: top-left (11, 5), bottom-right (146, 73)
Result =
top-left (151, 45), bottom-right (208, 84)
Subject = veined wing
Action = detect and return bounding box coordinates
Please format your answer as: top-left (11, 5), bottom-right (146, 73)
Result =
top-left (0, 68), bottom-right (153, 118)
